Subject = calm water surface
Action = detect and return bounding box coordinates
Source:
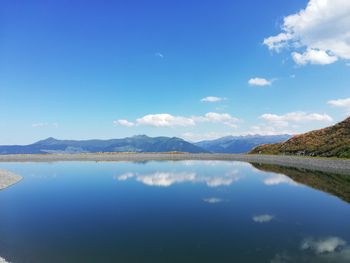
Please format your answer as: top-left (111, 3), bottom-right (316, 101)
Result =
top-left (0, 161), bottom-right (350, 263)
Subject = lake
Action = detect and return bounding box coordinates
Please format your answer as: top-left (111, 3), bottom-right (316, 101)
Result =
top-left (0, 160), bottom-right (350, 263)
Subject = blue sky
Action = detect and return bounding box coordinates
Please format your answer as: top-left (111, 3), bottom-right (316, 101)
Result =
top-left (1, 0), bottom-right (350, 144)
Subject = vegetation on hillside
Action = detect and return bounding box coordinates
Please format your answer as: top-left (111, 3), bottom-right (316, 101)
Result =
top-left (250, 117), bottom-right (350, 158)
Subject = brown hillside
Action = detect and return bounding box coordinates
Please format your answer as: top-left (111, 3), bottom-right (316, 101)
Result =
top-left (250, 117), bottom-right (350, 158)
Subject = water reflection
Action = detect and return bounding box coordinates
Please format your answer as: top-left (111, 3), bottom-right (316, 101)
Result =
top-left (271, 236), bottom-right (350, 263)
top-left (1, 160), bottom-right (350, 263)
top-left (262, 173), bottom-right (299, 186)
top-left (252, 214), bottom-right (274, 223)
top-left (202, 197), bottom-right (224, 204)
top-left (252, 163), bottom-right (350, 203)
top-left (115, 170), bottom-right (240, 187)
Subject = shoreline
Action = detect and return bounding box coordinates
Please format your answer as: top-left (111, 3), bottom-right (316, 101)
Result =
top-left (0, 168), bottom-right (23, 190)
top-left (0, 153), bottom-right (350, 175)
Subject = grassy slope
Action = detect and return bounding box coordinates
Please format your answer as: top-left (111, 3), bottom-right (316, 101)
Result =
top-left (250, 117), bottom-right (350, 158)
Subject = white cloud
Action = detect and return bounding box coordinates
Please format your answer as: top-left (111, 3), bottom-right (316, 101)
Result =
top-left (136, 114), bottom-right (195, 127)
top-left (327, 98), bottom-right (350, 110)
top-left (292, 49), bottom-right (338, 65)
top-left (252, 214), bottom-right (274, 223)
top-left (248, 78), bottom-right (272, 86)
top-left (260, 112), bottom-right (333, 127)
top-left (203, 197), bottom-right (223, 204)
top-left (264, 0), bottom-right (350, 65)
top-left (302, 237), bottom-right (346, 254)
top-left (201, 96), bottom-right (226, 103)
top-left (263, 32), bottom-right (293, 52)
top-left (115, 112), bottom-right (240, 128)
top-left (114, 119), bottom-right (135, 127)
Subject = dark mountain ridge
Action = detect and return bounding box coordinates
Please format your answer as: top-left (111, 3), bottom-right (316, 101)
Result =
top-left (0, 135), bottom-right (207, 154)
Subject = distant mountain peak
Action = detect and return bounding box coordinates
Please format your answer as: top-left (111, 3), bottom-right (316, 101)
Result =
top-left (132, 135), bottom-right (149, 139)
top-left (35, 137), bottom-right (58, 144)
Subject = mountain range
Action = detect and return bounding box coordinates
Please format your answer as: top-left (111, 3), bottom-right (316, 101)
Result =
top-left (195, 135), bottom-right (291, 154)
top-left (0, 134), bottom-right (291, 155)
top-left (250, 116), bottom-right (350, 158)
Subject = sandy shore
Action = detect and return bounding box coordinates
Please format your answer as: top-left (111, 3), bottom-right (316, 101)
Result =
top-left (0, 169), bottom-right (22, 190)
top-left (0, 153), bottom-right (349, 175)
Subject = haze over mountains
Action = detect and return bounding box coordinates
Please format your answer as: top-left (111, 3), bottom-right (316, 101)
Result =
top-left (195, 135), bottom-right (291, 154)
top-left (0, 135), bottom-right (291, 155)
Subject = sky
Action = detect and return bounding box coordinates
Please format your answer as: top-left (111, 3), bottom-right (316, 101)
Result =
top-left (1, 0), bottom-right (350, 144)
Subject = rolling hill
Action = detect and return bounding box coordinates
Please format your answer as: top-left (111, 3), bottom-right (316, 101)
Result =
top-left (250, 117), bottom-right (350, 158)
top-left (0, 135), bottom-right (208, 154)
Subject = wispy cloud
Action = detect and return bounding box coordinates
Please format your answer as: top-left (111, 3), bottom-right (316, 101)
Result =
top-left (155, 52), bottom-right (164, 59)
top-left (114, 112), bottom-right (240, 128)
top-left (136, 114), bottom-right (195, 127)
top-left (327, 98), bottom-right (350, 111)
top-left (113, 119), bottom-right (135, 127)
top-left (201, 96), bottom-right (226, 103)
top-left (248, 77), bottom-right (272, 86)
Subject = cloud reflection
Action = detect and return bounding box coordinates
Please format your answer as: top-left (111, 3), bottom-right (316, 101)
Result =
top-left (301, 237), bottom-right (346, 254)
top-left (263, 173), bottom-right (298, 186)
top-left (271, 236), bottom-right (350, 263)
top-left (252, 214), bottom-right (274, 223)
top-left (0, 256), bottom-right (10, 263)
top-left (203, 197), bottom-right (223, 204)
top-left (116, 170), bottom-right (240, 187)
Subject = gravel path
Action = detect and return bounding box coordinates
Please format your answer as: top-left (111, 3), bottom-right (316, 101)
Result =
top-left (0, 169), bottom-right (22, 190)
top-left (0, 153), bottom-right (349, 175)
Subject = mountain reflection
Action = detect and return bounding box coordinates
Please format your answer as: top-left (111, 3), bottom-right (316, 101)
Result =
top-left (252, 163), bottom-right (350, 204)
